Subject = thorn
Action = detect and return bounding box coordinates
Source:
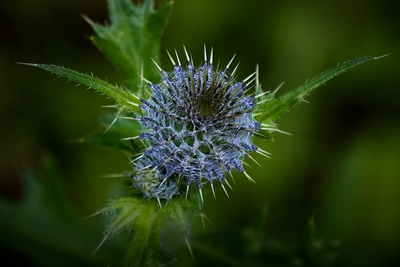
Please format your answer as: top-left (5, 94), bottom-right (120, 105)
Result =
top-left (242, 161), bottom-right (251, 168)
top-left (200, 213), bottom-right (213, 228)
top-left (149, 166), bottom-right (158, 174)
top-left (224, 179), bottom-right (233, 190)
top-left (185, 237), bottom-right (194, 258)
top-left (373, 53), bottom-right (392, 60)
top-left (272, 82), bottom-right (285, 94)
top-left (242, 72), bottom-right (256, 83)
top-left (255, 64), bottom-right (260, 87)
top-left (261, 125), bottom-right (292, 135)
top-left (157, 198), bottom-right (162, 209)
top-left (226, 54), bottom-right (236, 69)
top-left (231, 62), bottom-right (241, 76)
top-left (228, 171), bottom-right (236, 185)
top-left (185, 184), bottom-right (190, 200)
top-left (129, 154), bottom-right (144, 164)
top-left (127, 101), bottom-right (140, 107)
top-left (158, 178), bottom-right (167, 189)
top-left (183, 45), bottom-right (190, 62)
top-left (210, 47), bottom-right (214, 65)
top-left (101, 105), bottom-right (116, 108)
top-left (257, 147), bottom-right (271, 156)
top-left (92, 234), bottom-right (109, 255)
top-left (221, 184), bottom-right (230, 198)
top-left (199, 187), bottom-right (204, 203)
top-left (243, 171), bottom-right (256, 183)
top-left (166, 50), bottom-right (176, 65)
top-left (203, 44), bottom-right (207, 62)
top-left (151, 58), bottom-right (163, 72)
top-left (103, 115), bottom-right (119, 135)
top-left (128, 91), bottom-right (141, 100)
top-left (119, 116), bottom-right (139, 121)
top-left (174, 49), bottom-right (181, 66)
top-left (141, 165), bottom-right (152, 171)
top-left (81, 14), bottom-right (94, 25)
top-left (257, 98), bottom-right (271, 105)
top-left (83, 211), bottom-right (102, 220)
top-left (253, 131), bottom-right (270, 139)
top-left (247, 154), bottom-right (261, 167)
top-left (15, 62), bottom-right (38, 67)
top-left (210, 182), bottom-right (216, 199)
top-left (245, 76), bottom-right (257, 87)
top-left (254, 90), bottom-right (270, 99)
top-left (255, 150), bottom-right (270, 159)
top-left (202, 213), bottom-right (215, 226)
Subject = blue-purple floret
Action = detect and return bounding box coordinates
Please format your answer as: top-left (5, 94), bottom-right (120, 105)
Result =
top-left (131, 59), bottom-right (259, 200)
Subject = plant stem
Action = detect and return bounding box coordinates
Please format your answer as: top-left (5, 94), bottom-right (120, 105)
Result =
top-left (121, 200), bottom-right (165, 267)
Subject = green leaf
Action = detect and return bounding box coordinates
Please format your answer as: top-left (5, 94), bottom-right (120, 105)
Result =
top-left (163, 188), bottom-right (204, 239)
top-left (20, 63), bottom-right (141, 113)
top-left (256, 55), bottom-right (388, 125)
top-left (94, 196), bottom-right (174, 267)
top-left (87, 0), bottom-right (173, 98)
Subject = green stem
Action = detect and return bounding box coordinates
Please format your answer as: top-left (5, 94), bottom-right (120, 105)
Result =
top-left (122, 201), bottom-right (165, 267)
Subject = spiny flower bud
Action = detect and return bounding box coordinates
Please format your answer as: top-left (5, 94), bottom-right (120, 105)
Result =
top-left (131, 46), bottom-right (264, 202)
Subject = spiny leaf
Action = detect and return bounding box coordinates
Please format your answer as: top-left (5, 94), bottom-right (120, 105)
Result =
top-left (257, 55), bottom-right (389, 125)
top-left (19, 63), bottom-right (141, 113)
top-left (94, 196), bottom-right (174, 267)
top-left (87, 0), bottom-right (173, 98)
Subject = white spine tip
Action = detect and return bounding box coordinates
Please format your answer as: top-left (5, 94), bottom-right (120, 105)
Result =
top-left (226, 54), bottom-right (236, 69)
top-left (186, 184), bottom-right (190, 200)
top-left (210, 183), bottom-right (216, 199)
top-left (166, 50), bottom-right (176, 66)
top-left (199, 188), bottom-right (204, 203)
top-left (210, 47), bottom-right (214, 65)
top-left (151, 58), bottom-right (163, 72)
top-left (221, 184), bottom-right (229, 198)
top-left (183, 45), bottom-right (190, 62)
top-left (174, 49), bottom-right (181, 66)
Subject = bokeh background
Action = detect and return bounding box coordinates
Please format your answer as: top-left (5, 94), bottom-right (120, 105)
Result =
top-left (1, 0), bottom-right (399, 266)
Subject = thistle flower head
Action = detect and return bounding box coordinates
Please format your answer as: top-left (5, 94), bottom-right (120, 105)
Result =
top-left (132, 46), bottom-right (261, 201)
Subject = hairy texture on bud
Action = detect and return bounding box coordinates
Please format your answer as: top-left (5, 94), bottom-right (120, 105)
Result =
top-left (131, 47), bottom-right (260, 201)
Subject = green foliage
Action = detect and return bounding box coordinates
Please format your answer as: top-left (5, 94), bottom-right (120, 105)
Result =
top-left (16, 0), bottom-right (388, 266)
top-left (20, 63), bottom-right (142, 113)
top-left (255, 55), bottom-right (388, 138)
top-left (190, 208), bottom-right (340, 267)
top-left (0, 157), bottom-right (126, 266)
top-left (91, 196), bottom-right (174, 267)
top-left (93, 187), bottom-right (204, 267)
top-left (88, 0), bottom-right (173, 98)
top-left (79, 113), bottom-right (141, 153)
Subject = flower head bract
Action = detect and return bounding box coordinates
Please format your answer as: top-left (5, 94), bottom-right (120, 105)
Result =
top-left (130, 46), bottom-right (265, 202)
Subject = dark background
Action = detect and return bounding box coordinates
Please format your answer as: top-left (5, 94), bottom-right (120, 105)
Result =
top-left (1, 0), bottom-right (399, 266)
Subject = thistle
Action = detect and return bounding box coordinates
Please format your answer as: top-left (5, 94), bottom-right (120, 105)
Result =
top-left (20, 1), bottom-right (387, 266)
top-left (130, 46), bottom-right (265, 202)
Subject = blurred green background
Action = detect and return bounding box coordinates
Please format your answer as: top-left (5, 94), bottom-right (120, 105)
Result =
top-left (1, 0), bottom-right (399, 266)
